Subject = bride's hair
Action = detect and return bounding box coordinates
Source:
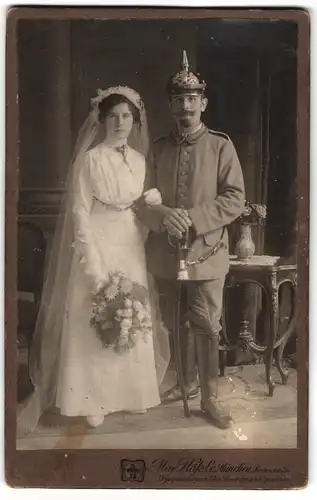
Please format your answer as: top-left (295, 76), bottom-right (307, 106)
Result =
top-left (98, 94), bottom-right (141, 124)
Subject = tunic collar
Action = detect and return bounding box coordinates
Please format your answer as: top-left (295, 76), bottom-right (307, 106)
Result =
top-left (170, 122), bottom-right (208, 145)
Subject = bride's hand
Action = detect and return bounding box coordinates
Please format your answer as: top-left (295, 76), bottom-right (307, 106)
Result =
top-left (77, 247), bottom-right (104, 292)
top-left (83, 262), bottom-right (104, 292)
top-left (91, 279), bottom-right (102, 293)
top-left (143, 188), bottom-right (162, 206)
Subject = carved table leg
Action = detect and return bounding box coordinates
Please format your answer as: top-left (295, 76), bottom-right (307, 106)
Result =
top-left (275, 280), bottom-right (297, 384)
top-left (265, 270), bottom-right (279, 397)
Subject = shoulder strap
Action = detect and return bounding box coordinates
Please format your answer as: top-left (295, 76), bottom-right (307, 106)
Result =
top-left (208, 129), bottom-right (230, 141)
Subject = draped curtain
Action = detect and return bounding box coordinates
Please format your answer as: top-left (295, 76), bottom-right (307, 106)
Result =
top-left (196, 23), bottom-right (297, 361)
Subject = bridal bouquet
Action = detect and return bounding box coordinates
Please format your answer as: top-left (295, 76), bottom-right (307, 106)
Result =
top-left (90, 270), bottom-right (152, 353)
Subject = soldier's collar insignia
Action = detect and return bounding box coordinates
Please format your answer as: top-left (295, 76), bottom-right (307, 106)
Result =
top-left (171, 123), bottom-right (208, 145)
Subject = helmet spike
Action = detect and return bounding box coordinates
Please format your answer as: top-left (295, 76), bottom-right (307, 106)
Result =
top-left (167, 49), bottom-right (206, 95)
top-left (182, 50), bottom-right (189, 74)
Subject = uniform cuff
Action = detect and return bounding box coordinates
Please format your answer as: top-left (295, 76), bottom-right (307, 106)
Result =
top-left (188, 206), bottom-right (210, 236)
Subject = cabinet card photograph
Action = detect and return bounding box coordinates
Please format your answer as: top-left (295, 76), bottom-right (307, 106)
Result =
top-left (5, 7), bottom-right (309, 490)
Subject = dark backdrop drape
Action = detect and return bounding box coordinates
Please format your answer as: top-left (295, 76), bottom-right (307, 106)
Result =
top-left (196, 20), bottom-right (297, 359)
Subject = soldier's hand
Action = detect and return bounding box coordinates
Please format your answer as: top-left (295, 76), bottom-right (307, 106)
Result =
top-left (162, 208), bottom-right (192, 239)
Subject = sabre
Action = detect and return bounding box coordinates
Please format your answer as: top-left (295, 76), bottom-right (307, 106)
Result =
top-left (172, 281), bottom-right (191, 418)
top-left (177, 228), bottom-right (190, 281)
top-left (171, 229), bottom-right (191, 418)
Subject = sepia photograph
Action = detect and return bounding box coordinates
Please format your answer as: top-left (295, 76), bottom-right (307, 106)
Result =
top-left (5, 7), bottom-right (309, 489)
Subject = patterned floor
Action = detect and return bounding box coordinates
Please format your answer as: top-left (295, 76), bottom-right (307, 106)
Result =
top-left (16, 364), bottom-right (297, 450)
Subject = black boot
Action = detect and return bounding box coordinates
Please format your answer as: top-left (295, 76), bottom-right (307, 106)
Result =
top-left (162, 323), bottom-right (199, 403)
top-left (195, 334), bottom-right (232, 429)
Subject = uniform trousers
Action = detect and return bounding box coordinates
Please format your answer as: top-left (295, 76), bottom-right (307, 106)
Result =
top-left (156, 277), bottom-right (225, 398)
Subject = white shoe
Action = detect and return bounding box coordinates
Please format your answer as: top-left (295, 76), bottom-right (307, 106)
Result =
top-left (86, 415), bottom-right (104, 428)
top-left (128, 409), bottom-right (147, 415)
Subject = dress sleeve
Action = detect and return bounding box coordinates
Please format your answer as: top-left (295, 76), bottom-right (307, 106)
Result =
top-left (135, 149), bottom-right (167, 232)
top-left (72, 154), bottom-right (100, 281)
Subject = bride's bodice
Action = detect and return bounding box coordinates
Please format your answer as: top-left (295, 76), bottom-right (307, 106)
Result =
top-left (86, 144), bottom-right (145, 208)
top-left (72, 144), bottom-right (146, 252)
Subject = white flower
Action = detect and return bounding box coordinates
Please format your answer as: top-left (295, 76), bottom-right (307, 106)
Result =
top-left (119, 337), bottom-right (128, 346)
top-left (120, 326), bottom-right (129, 334)
top-left (140, 309), bottom-right (151, 322)
top-left (110, 270), bottom-right (124, 285)
top-left (106, 284), bottom-right (119, 300)
top-left (133, 300), bottom-right (143, 312)
top-left (110, 271), bottom-right (123, 285)
top-left (121, 279), bottom-right (133, 294)
top-left (142, 317), bottom-right (152, 328)
top-left (115, 309), bottom-right (124, 321)
top-left (124, 299), bottom-right (133, 308)
top-left (144, 311), bottom-right (151, 321)
top-left (144, 188), bottom-right (162, 206)
top-left (124, 309), bottom-right (133, 318)
top-left (137, 310), bottom-right (145, 322)
top-left (121, 318), bottom-right (132, 329)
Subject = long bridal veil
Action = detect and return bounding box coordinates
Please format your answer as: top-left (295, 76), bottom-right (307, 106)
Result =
top-left (17, 86), bottom-right (170, 435)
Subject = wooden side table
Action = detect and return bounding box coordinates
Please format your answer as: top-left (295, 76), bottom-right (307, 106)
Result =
top-left (220, 255), bottom-right (297, 396)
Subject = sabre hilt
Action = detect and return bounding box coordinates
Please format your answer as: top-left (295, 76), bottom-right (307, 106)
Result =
top-left (177, 228), bottom-right (190, 280)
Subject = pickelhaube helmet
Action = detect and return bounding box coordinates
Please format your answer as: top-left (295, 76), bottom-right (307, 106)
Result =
top-left (167, 50), bottom-right (206, 95)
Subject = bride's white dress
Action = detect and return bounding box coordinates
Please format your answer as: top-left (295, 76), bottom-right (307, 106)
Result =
top-left (55, 143), bottom-right (161, 416)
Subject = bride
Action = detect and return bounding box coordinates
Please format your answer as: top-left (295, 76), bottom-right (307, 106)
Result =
top-left (17, 86), bottom-right (170, 433)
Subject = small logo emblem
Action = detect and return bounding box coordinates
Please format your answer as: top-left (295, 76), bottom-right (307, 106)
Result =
top-left (121, 459), bottom-right (146, 482)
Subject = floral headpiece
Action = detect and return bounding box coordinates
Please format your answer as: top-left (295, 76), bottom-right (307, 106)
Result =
top-left (91, 86), bottom-right (145, 123)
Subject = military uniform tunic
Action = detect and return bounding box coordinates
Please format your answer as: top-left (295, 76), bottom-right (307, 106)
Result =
top-left (141, 123), bottom-right (245, 282)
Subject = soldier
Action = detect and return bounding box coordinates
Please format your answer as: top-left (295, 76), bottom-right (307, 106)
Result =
top-left (139, 51), bottom-right (245, 429)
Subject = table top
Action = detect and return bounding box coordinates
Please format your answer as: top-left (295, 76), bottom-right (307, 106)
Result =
top-left (229, 255), bottom-right (297, 270)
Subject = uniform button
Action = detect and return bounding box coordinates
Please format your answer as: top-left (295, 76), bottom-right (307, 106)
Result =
top-left (180, 171), bottom-right (187, 176)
